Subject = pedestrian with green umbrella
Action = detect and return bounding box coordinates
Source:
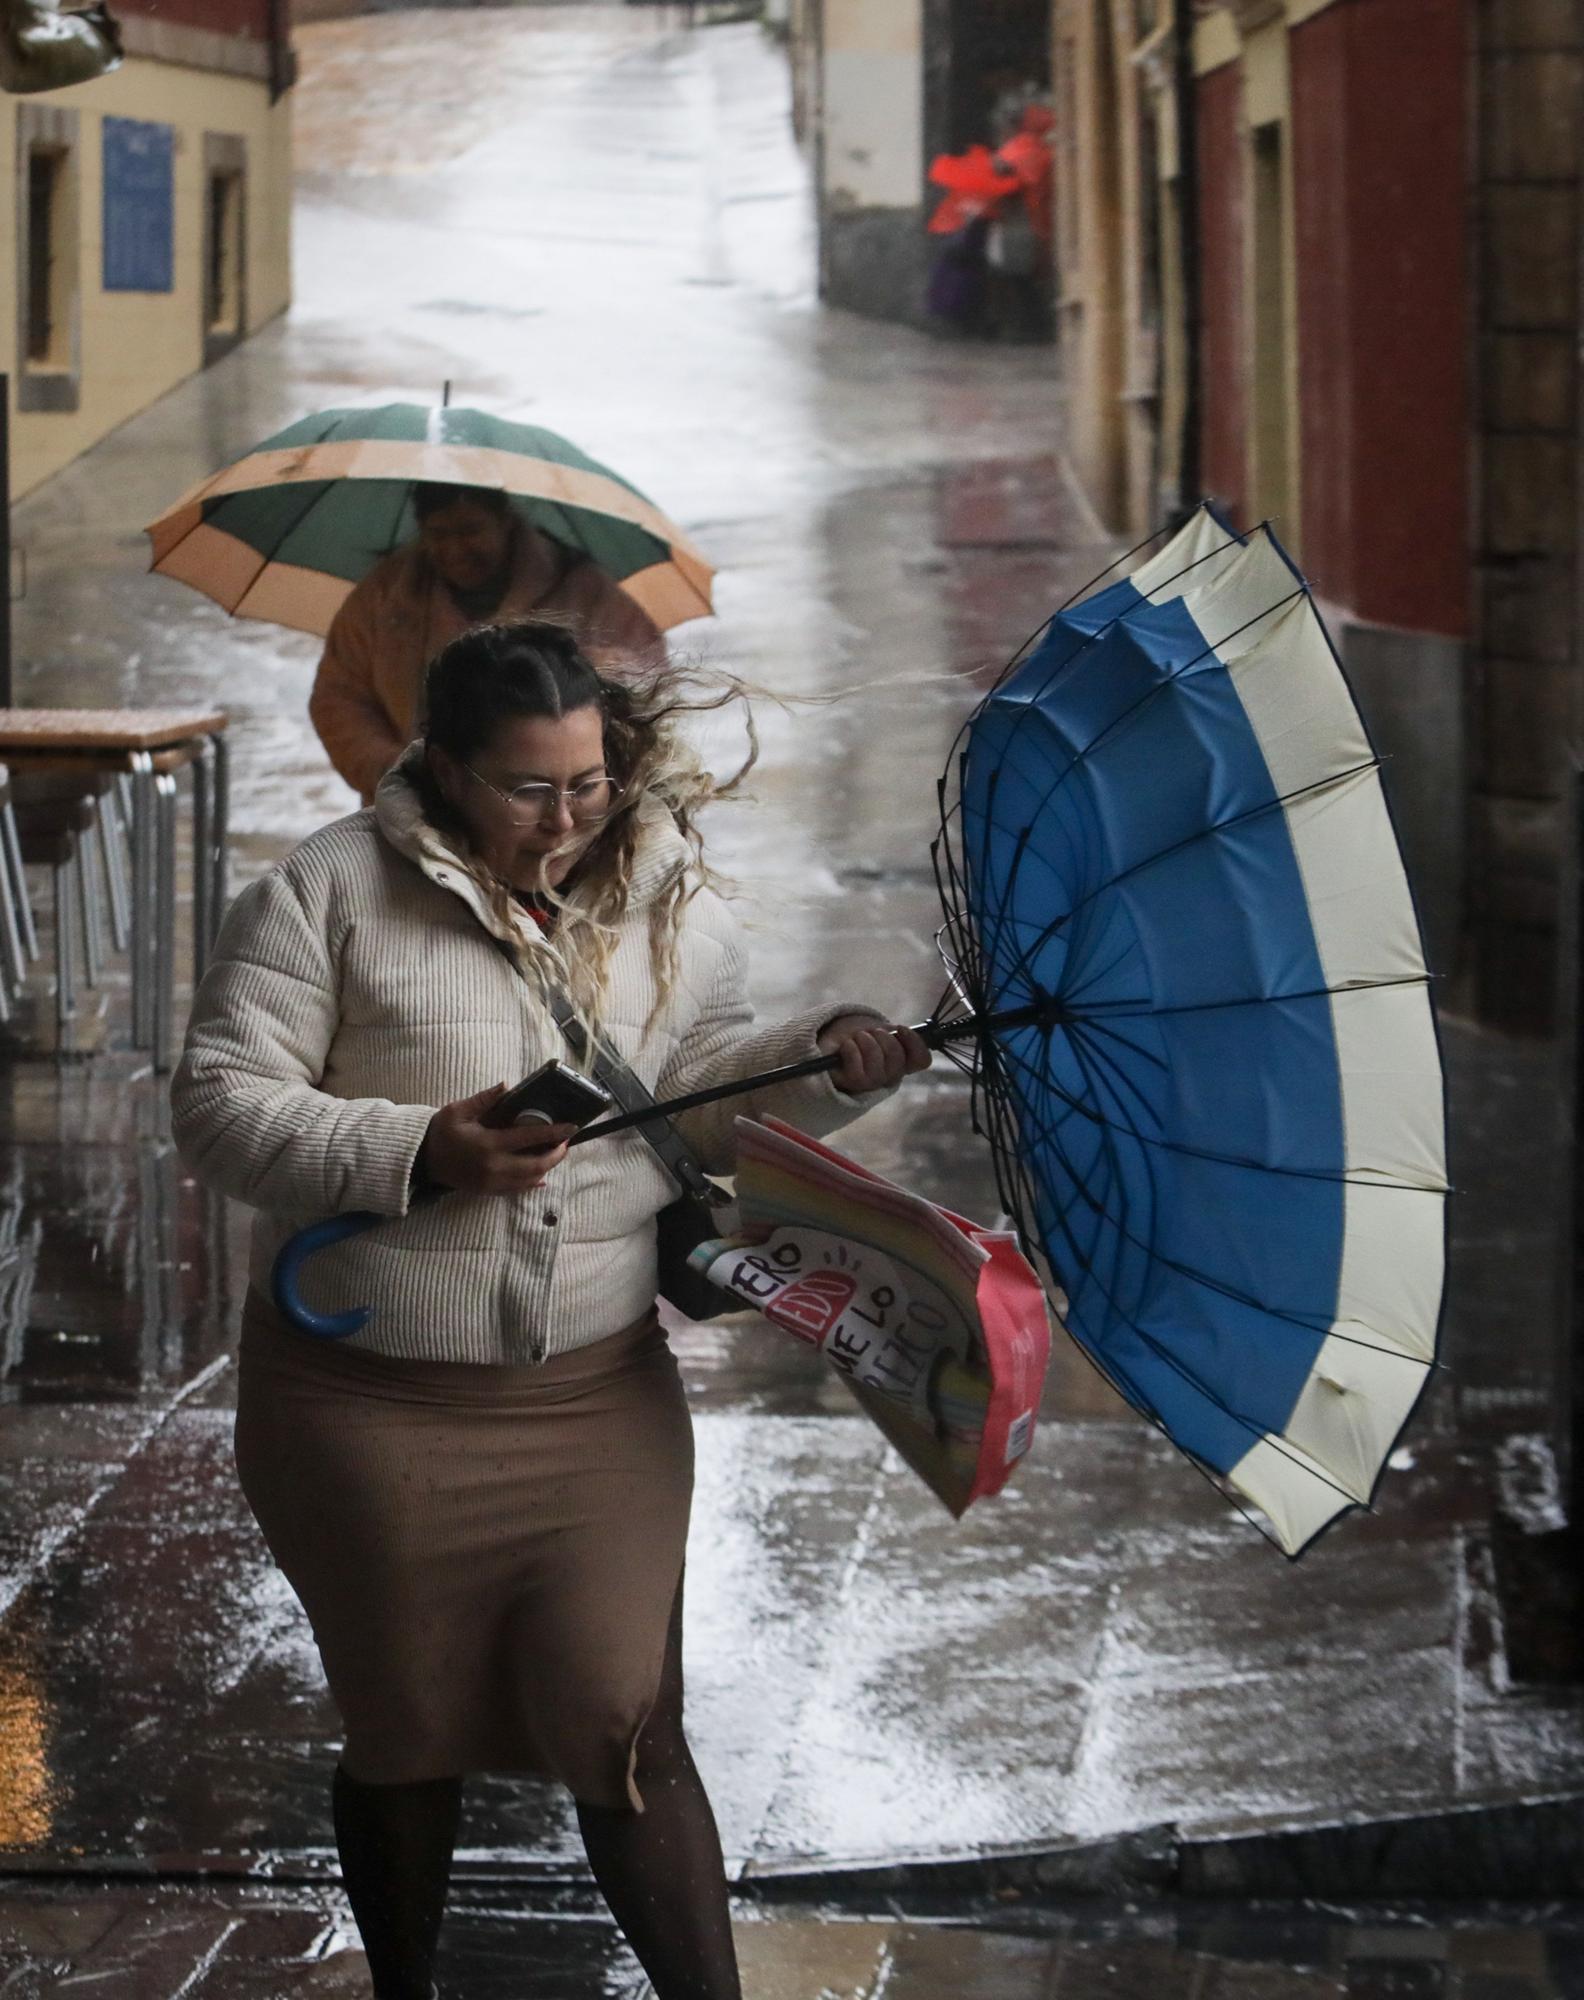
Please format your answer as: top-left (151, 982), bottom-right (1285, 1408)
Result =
top-left (145, 401), bottom-right (715, 801)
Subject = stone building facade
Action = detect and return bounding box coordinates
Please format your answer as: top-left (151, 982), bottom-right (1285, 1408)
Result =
top-left (1470, 0), bottom-right (1584, 1032)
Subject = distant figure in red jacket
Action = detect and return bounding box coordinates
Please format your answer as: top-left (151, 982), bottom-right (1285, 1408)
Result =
top-left (926, 102), bottom-right (1054, 340)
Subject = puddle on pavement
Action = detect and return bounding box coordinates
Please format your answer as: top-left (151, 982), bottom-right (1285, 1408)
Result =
top-left (0, 1061), bottom-right (240, 1405)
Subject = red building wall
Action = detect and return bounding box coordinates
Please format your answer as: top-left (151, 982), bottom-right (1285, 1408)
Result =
top-left (1197, 63), bottom-right (1247, 531)
top-left (1290, 0), bottom-right (1468, 637)
top-left (114, 0), bottom-right (272, 37)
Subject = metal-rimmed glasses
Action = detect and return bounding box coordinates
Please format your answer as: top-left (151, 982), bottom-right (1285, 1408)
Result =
top-left (464, 764), bottom-right (625, 824)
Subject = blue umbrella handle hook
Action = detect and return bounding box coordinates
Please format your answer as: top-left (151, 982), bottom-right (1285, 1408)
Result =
top-left (271, 1210), bottom-right (383, 1339)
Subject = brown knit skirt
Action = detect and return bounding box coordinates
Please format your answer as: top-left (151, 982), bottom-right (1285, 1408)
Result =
top-left (234, 1289), bottom-right (694, 1808)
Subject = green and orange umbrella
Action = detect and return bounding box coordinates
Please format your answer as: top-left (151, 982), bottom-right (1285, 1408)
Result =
top-left (144, 402), bottom-right (715, 637)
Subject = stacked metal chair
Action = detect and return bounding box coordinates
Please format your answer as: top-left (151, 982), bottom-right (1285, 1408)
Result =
top-left (3, 765), bottom-right (133, 1046)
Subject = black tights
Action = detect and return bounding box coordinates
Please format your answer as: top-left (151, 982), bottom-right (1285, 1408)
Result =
top-left (574, 1593), bottom-right (741, 2000)
top-left (332, 1765), bottom-right (460, 2000)
top-left (332, 1597), bottom-right (740, 2000)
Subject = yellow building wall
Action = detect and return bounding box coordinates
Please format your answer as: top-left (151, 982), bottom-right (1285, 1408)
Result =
top-left (822, 0), bottom-right (924, 212)
top-left (0, 57), bottom-right (291, 497)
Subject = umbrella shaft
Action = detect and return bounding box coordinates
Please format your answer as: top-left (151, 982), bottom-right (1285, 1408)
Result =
top-left (567, 1002), bottom-right (1047, 1148)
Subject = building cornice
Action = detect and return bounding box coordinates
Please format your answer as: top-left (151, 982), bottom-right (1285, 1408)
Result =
top-left (117, 16), bottom-right (274, 85)
top-left (1223, 0), bottom-right (1284, 31)
top-left (1193, 0), bottom-right (1350, 73)
top-left (1193, 8), bottom-right (1241, 76)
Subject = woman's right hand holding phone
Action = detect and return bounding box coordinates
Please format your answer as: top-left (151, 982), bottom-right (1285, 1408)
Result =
top-left (420, 1084), bottom-right (576, 1197)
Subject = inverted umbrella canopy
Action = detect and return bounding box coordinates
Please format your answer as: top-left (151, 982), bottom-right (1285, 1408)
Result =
top-left (144, 402), bottom-right (715, 639)
top-left (934, 506), bottom-right (1448, 1555)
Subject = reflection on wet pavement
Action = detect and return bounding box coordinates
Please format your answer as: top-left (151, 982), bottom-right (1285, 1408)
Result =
top-left (0, 1056), bottom-right (241, 1403)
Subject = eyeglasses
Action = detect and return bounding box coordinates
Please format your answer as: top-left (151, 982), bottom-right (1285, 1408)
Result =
top-left (464, 765), bottom-right (624, 824)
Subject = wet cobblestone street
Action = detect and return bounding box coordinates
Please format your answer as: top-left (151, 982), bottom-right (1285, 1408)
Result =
top-left (0, 6), bottom-right (1581, 1993)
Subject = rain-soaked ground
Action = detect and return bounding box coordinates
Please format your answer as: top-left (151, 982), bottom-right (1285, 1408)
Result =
top-left (1, 5), bottom-right (1582, 1992)
top-left (3, 1879), bottom-right (1583, 1996)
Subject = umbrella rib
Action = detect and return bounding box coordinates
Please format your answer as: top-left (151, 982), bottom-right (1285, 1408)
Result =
top-left (212, 472), bottom-right (351, 614)
top-left (182, 407), bottom-right (352, 606)
top-left (996, 754), bottom-right (1383, 976)
top-left (963, 520), bottom-right (1252, 721)
top-left (993, 1014), bottom-right (1445, 1196)
top-left (1023, 1116), bottom-right (1372, 1508)
top-left (957, 586), bottom-right (1312, 959)
top-left (1066, 973), bottom-right (1433, 1027)
top-left (1016, 1034), bottom-right (1432, 1365)
top-left (1066, 1000), bottom-right (1162, 1329)
top-left (938, 520), bottom-right (1244, 776)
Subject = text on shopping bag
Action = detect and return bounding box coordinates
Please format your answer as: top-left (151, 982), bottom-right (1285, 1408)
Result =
top-left (699, 1225), bottom-right (970, 1414)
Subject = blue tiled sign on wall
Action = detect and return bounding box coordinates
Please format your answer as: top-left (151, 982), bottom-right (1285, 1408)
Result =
top-left (103, 117), bottom-right (175, 294)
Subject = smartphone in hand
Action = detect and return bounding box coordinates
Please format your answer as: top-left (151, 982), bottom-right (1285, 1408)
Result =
top-left (482, 1059), bottom-right (614, 1137)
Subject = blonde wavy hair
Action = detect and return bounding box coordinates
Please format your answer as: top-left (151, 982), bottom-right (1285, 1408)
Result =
top-left (416, 618), bottom-right (757, 1049)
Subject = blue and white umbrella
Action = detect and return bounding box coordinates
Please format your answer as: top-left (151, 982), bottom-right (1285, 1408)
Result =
top-left (934, 506), bottom-right (1448, 1554)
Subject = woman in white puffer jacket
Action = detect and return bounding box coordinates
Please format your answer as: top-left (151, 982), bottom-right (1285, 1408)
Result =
top-left (172, 620), bottom-right (929, 2000)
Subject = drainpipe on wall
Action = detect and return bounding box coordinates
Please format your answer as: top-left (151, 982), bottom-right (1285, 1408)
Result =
top-left (1564, 179), bottom-right (1584, 1529)
top-left (266, 0), bottom-right (296, 103)
top-left (0, 376), bottom-right (12, 709)
top-left (1172, 0), bottom-right (1202, 518)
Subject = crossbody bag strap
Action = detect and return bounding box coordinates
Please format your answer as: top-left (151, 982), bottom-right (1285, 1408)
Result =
top-left (542, 986), bottom-right (718, 1202)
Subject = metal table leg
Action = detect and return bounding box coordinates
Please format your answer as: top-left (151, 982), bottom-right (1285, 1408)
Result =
top-left (54, 859), bottom-right (75, 1037)
top-left (0, 804), bottom-right (27, 995)
top-left (191, 739), bottom-right (213, 987)
top-left (2, 796), bottom-right (37, 964)
top-left (209, 730), bottom-right (229, 952)
top-left (129, 751), bottom-right (155, 1052)
top-left (78, 830), bottom-right (103, 990)
top-left (153, 771), bottom-right (178, 1074)
top-left (97, 793), bottom-right (130, 955)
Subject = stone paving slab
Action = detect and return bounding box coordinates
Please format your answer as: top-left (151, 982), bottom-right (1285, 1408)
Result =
top-left (2, 1881), bottom-right (1581, 1998)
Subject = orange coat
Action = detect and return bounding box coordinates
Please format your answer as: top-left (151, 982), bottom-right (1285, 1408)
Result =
top-left (308, 531), bottom-right (662, 802)
top-left (996, 126), bottom-right (1054, 245)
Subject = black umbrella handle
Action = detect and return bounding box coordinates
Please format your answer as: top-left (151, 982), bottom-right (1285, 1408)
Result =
top-left (567, 1003), bottom-right (1044, 1149)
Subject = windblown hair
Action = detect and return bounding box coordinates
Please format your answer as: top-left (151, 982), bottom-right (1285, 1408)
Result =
top-left (417, 619), bottom-right (755, 1043)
